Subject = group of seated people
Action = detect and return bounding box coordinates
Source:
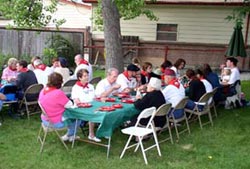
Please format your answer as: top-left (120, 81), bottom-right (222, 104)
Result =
top-left (0, 54), bottom-right (241, 142)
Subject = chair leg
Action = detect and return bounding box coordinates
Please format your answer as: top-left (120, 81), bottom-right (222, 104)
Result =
top-left (208, 111), bottom-right (213, 127)
top-left (174, 121), bottom-right (180, 140)
top-left (120, 135), bottom-right (133, 159)
top-left (152, 130), bottom-right (161, 157)
top-left (54, 130), bottom-right (68, 150)
top-left (167, 121), bottom-right (174, 144)
top-left (185, 116), bottom-right (191, 134)
top-left (25, 104), bottom-right (30, 120)
top-left (198, 115), bottom-right (203, 129)
top-left (40, 130), bottom-right (48, 153)
top-left (138, 137), bottom-right (148, 165)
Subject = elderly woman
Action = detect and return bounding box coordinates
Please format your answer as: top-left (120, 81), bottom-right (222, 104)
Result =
top-left (1, 58), bottom-right (19, 85)
top-left (71, 69), bottom-right (101, 142)
top-left (39, 72), bottom-right (80, 142)
top-left (132, 77), bottom-right (166, 128)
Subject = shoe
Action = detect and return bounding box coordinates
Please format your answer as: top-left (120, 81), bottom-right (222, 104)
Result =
top-left (69, 135), bottom-right (80, 142)
top-left (61, 134), bottom-right (70, 141)
top-left (88, 135), bottom-right (101, 142)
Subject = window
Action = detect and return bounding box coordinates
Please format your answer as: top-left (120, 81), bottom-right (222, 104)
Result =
top-left (156, 24), bottom-right (178, 41)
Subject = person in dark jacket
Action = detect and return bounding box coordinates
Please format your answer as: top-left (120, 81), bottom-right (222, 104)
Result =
top-left (16, 60), bottom-right (38, 101)
top-left (133, 77), bottom-right (166, 128)
top-left (185, 69), bottom-right (206, 110)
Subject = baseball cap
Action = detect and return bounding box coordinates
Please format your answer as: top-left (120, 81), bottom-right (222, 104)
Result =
top-left (148, 77), bottom-right (162, 90)
top-left (164, 68), bottom-right (176, 76)
top-left (127, 64), bottom-right (140, 72)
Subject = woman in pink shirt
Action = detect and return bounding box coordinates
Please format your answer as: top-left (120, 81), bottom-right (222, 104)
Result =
top-left (1, 58), bottom-right (19, 85)
top-left (39, 72), bottom-right (80, 142)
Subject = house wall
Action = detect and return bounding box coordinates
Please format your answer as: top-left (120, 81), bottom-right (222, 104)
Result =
top-left (93, 5), bottom-right (249, 45)
top-left (90, 4), bottom-right (250, 70)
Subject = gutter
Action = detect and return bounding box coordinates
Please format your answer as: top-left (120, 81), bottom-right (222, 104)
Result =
top-left (83, 0), bottom-right (244, 6)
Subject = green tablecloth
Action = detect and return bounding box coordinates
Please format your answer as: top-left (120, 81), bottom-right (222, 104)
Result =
top-left (63, 100), bottom-right (140, 138)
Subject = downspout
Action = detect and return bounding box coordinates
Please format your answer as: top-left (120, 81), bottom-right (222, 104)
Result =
top-left (244, 13), bottom-right (250, 70)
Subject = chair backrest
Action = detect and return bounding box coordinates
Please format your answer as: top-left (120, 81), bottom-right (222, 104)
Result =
top-left (211, 87), bottom-right (218, 95)
top-left (175, 97), bottom-right (189, 110)
top-left (198, 92), bottom-right (213, 108)
top-left (155, 103), bottom-right (172, 117)
top-left (89, 76), bottom-right (102, 85)
top-left (62, 79), bottom-right (77, 87)
top-left (38, 101), bottom-right (53, 126)
top-left (135, 107), bottom-right (156, 128)
top-left (24, 84), bottom-right (44, 95)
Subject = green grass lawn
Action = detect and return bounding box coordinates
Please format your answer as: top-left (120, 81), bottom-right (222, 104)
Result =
top-left (0, 81), bottom-right (249, 169)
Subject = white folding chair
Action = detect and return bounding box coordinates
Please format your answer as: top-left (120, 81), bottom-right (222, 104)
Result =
top-left (37, 102), bottom-right (68, 153)
top-left (120, 107), bottom-right (161, 165)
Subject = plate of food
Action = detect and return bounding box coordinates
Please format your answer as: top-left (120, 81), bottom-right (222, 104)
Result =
top-left (121, 98), bottom-right (135, 104)
top-left (117, 92), bottom-right (130, 98)
top-left (105, 97), bottom-right (116, 102)
top-left (77, 102), bottom-right (92, 108)
top-left (112, 103), bottom-right (123, 108)
top-left (99, 106), bottom-right (116, 112)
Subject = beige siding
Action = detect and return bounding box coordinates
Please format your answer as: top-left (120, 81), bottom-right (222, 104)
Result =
top-left (92, 5), bottom-right (249, 45)
top-left (45, 0), bottom-right (91, 28)
top-left (0, 0), bottom-right (91, 29)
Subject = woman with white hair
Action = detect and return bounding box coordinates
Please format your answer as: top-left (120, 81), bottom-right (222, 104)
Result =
top-left (1, 58), bottom-right (19, 85)
top-left (132, 77), bottom-right (166, 128)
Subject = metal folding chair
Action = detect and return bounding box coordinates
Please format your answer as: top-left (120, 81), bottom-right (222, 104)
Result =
top-left (37, 102), bottom-right (68, 153)
top-left (168, 97), bottom-right (190, 140)
top-left (120, 107), bottom-right (161, 165)
top-left (61, 79), bottom-right (77, 98)
top-left (19, 84), bottom-right (43, 119)
top-left (185, 92), bottom-right (214, 129)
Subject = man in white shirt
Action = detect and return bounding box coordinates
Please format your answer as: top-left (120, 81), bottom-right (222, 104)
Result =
top-left (116, 64), bottom-right (140, 93)
top-left (162, 68), bottom-right (186, 119)
top-left (72, 54), bottom-right (93, 80)
top-left (225, 57), bottom-right (240, 85)
top-left (33, 59), bottom-right (52, 86)
top-left (95, 68), bottom-right (121, 98)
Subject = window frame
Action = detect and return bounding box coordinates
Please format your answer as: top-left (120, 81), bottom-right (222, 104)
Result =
top-left (156, 23), bottom-right (178, 42)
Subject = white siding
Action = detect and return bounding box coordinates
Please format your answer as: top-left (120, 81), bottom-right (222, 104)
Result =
top-left (45, 0), bottom-right (91, 28)
top-left (92, 5), bottom-right (250, 45)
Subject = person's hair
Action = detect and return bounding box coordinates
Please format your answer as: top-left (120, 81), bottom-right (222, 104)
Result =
top-left (51, 57), bottom-right (59, 63)
top-left (75, 54), bottom-right (84, 59)
top-left (7, 58), bottom-right (18, 66)
top-left (142, 62), bottom-right (152, 71)
top-left (186, 69), bottom-right (197, 79)
top-left (18, 60), bottom-right (28, 68)
top-left (195, 68), bottom-right (204, 77)
top-left (227, 57), bottom-right (238, 66)
top-left (223, 68), bottom-right (231, 75)
top-left (174, 58), bottom-right (186, 68)
top-left (202, 63), bottom-right (213, 78)
top-left (161, 60), bottom-right (172, 69)
top-left (31, 56), bottom-right (41, 64)
top-left (107, 68), bottom-right (119, 76)
top-left (47, 72), bottom-right (63, 89)
top-left (77, 69), bottom-right (89, 80)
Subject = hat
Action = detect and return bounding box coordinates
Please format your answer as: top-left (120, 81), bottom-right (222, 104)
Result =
top-left (59, 57), bottom-right (68, 67)
top-left (153, 68), bottom-right (162, 76)
top-left (127, 64), bottom-right (140, 72)
top-left (164, 68), bottom-right (176, 76)
top-left (148, 77), bottom-right (162, 90)
top-left (33, 59), bottom-right (43, 66)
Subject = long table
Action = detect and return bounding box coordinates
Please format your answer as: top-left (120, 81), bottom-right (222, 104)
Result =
top-left (63, 99), bottom-right (140, 157)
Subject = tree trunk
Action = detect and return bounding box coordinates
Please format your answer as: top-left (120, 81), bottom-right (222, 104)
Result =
top-left (102, 0), bottom-right (124, 73)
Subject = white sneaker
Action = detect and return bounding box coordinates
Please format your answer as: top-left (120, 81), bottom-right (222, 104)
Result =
top-left (88, 135), bottom-right (101, 142)
top-left (69, 135), bottom-right (80, 142)
top-left (61, 134), bottom-right (70, 141)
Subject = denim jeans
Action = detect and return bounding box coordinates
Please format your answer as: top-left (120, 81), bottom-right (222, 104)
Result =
top-left (185, 100), bottom-right (204, 111)
top-left (42, 119), bottom-right (81, 136)
top-left (168, 108), bottom-right (184, 119)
